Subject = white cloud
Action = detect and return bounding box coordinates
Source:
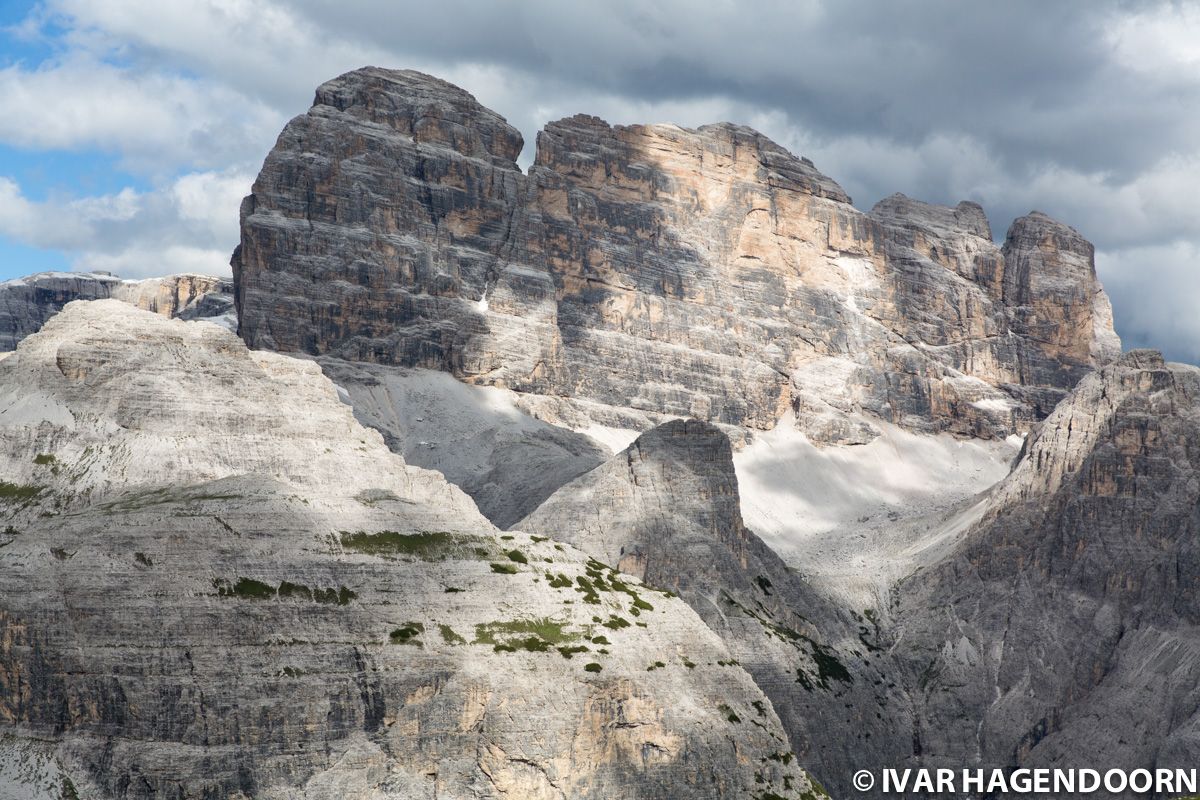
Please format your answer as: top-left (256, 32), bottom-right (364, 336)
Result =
top-left (1097, 242), bottom-right (1200, 363)
top-left (1105, 4), bottom-right (1200, 81)
top-left (0, 55), bottom-right (281, 176)
top-left (0, 170), bottom-right (250, 278)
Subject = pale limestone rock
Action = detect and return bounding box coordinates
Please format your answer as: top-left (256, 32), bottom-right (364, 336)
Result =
top-left (234, 67), bottom-right (1120, 447)
top-left (0, 272), bottom-right (233, 350)
top-left (0, 301), bottom-right (822, 800)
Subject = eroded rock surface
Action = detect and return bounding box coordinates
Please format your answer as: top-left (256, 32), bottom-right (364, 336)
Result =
top-left (894, 350), bottom-right (1200, 782)
top-left (0, 272), bottom-right (234, 350)
top-left (516, 419), bottom-right (912, 798)
top-left (234, 67), bottom-right (1119, 445)
top-left (0, 301), bottom-right (823, 800)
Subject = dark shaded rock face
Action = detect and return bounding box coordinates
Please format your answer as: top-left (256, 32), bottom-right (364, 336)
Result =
top-left (517, 378), bottom-right (1200, 797)
top-left (517, 419), bottom-right (914, 797)
top-left (0, 272), bottom-right (234, 350)
top-left (895, 350), bottom-right (1200, 784)
top-left (234, 67), bottom-right (1119, 444)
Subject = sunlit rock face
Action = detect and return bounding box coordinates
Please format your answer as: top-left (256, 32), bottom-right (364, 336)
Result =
top-left (0, 301), bottom-right (821, 800)
top-left (0, 271), bottom-right (234, 350)
top-left (234, 67), bottom-right (1119, 445)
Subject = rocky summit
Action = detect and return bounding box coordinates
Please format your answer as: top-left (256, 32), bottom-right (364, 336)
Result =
top-left (234, 67), bottom-right (1118, 446)
top-left (1, 65), bottom-right (1191, 800)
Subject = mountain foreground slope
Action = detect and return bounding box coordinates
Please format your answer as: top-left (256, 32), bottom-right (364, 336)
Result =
top-left (0, 300), bottom-right (820, 800)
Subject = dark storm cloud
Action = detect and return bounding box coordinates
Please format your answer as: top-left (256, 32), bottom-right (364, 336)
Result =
top-left (287, 0), bottom-right (1190, 175)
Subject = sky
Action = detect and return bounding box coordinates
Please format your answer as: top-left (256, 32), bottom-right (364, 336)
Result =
top-left (0, 1), bottom-right (1197, 362)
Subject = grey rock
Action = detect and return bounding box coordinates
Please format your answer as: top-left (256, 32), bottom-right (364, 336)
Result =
top-left (234, 67), bottom-right (1119, 445)
top-left (318, 357), bottom-right (610, 528)
top-left (0, 271), bottom-right (234, 350)
top-left (892, 349), bottom-right (1200, 787)
top-left (0, 301), bottom-right (825, 800)
top-left (517, 419), bottom-right (912, 797)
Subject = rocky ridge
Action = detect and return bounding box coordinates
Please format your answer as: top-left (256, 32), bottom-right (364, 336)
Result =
top-left (517, 419), bottom-right (914, 792)
top-left (512, 357), bottom-right (1200, 797)
top-left (0, 301), bottom-right (824, 800)
top-left (0, 64), bottom-right (1182, 800)
top-left (894, 350), bottom-right (1200, 780)
top-left (0, 271), bottom-right (234, 351)
top-left (234, 67), bottom-right (1119, 445)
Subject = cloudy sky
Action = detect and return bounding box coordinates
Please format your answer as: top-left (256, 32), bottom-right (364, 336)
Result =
top-left (0, 0), bottom-right (1197, 361)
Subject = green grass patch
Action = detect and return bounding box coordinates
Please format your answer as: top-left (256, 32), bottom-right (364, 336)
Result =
top-left (810, 643), bottom-right (852, 687)
top-left (505, 549), bottom-right (528, 564)
top-left (474, 617), bottom-right (579, 654)
top-left (647, 660), bottom-right (665, 671)
top-left (340, 530), bottom-right (459, 558)
top-left (490, 562), bottom-right (518, 574)
top-left (213, 577), bottom-right (354, 605)
top-left (438, 624), bottom-right (466, 645)
top-left (33, 454), bottom-right (56, 465)
top-left (0, 482), bottom-right (43, 502)
top-left (278, 580), bottom-right (313, 601)
top-left (390, 623), bottom-right (425, 646)
top-left (313, 586), bottom-right (356, 605)
top-left (219, 577), bottom-right (276, 600)
top-left (557, 645), bottom-right (589, 659)
top-left (475, 618), bottom-right (574, 645)
top-left (583, 662), bottom-right (602, 673)
top-left (575, 575), bottom-right (600, 604)
top-left (601, 614), bottom-right (630, 631)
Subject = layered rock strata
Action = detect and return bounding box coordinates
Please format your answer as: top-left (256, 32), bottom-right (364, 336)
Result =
top-left (517, 419), bottom-right (914, 797)
top-left (234, 67), bottom-right (1119, 444)
top-left (0, 271), bottom-right (234, 350)
top-left (0, 301), bottom-right (823, 800)
top-left (895, 350), bottom-right (1200, 784)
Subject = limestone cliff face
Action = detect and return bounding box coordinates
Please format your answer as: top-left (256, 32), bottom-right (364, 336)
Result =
top-left (895, 350), bottom-right (1200, 778)
top-left (0, 271), bottom-right (234, 351)
top-left (514, 355), bottom-right (1200, 796)
top-left (234, 67), bottom-right (1119, 444)
top-left (0, 301), bottom-right (823, 800)
top-left (517, 420), bottom-right (913, 797)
